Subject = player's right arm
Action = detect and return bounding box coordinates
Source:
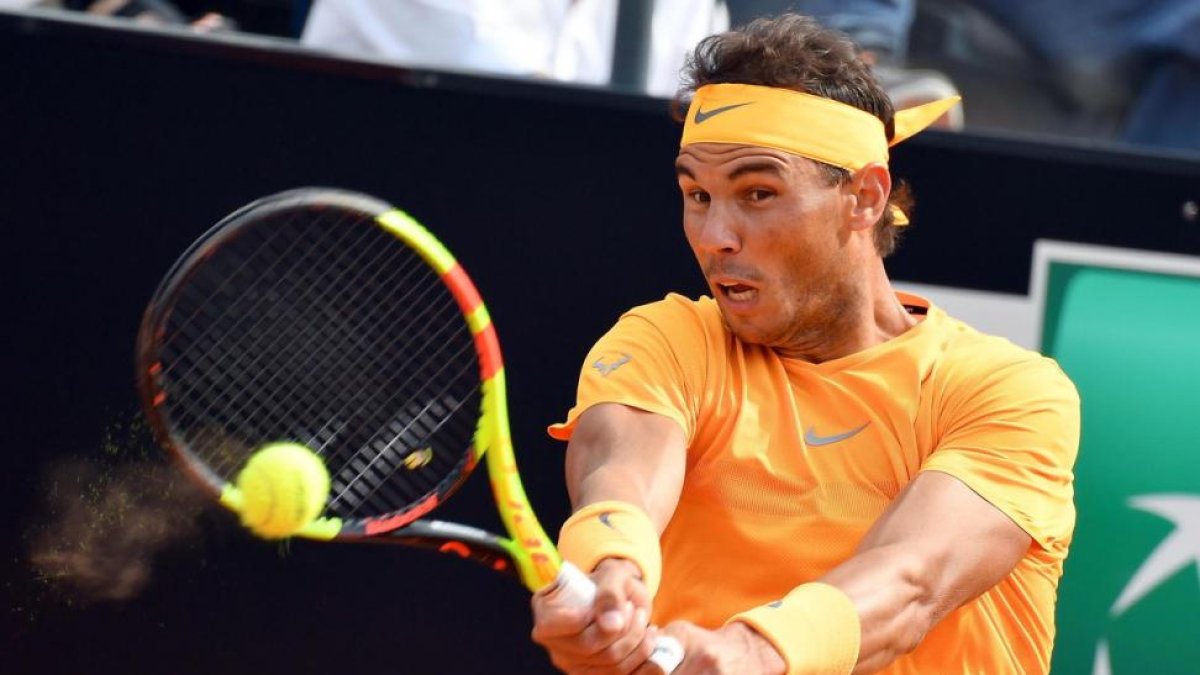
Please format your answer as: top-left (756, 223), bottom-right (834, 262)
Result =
top-left (565, 403), bottom-right (686, 527)
top-left (532, 402), bottom-right (687, 674)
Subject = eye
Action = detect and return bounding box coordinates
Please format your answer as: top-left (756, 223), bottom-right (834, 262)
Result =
top-left (745, 188), bottom-right (774, 203)
top-left (687, 190), bottom-right (710, 205)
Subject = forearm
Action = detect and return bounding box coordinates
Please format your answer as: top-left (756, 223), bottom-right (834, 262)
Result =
top-left (564, 403), bottom-right (686, 530)
top-left (738, 471), bottom-right (1031, 674)
top-left (572, 462), bottom-right (658, 513)
top-left (731, 546), bottom-right (945, 675)
top-left (818, 545), bottom-right (942, 673)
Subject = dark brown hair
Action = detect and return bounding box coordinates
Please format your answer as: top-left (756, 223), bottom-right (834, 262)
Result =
top-left (677, 14), bottom-right (913, 257)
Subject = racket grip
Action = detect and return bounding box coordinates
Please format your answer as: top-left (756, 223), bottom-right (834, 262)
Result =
top-left (554, 562), bottom-right (685, 674)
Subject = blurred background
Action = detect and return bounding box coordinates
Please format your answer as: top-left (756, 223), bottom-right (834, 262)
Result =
top-left (5, 0), bottom-right (1198, 153)
top-left (1, 1), bottom-right (1197, 673)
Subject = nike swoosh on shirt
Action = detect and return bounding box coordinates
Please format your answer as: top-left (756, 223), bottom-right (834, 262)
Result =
top-left (804, 422), bottom-right (870, 447)
top-left (693, 102), bottom-right (752, 123)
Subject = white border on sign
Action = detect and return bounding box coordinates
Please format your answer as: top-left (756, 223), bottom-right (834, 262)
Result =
top-left (1030, 240), bottom-right (1200, 351)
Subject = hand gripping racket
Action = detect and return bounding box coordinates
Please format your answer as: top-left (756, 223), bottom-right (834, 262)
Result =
top-left (134, 188), bottom-right (682, 672)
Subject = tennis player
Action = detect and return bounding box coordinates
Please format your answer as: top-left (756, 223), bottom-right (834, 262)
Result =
top-left (531, 13), bottom-right (1079, 675)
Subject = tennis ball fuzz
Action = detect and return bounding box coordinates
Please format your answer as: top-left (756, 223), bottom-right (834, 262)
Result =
top-left (235, 442), bottom-right (330, 539)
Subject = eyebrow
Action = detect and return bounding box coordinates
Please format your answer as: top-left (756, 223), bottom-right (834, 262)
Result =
top-left (727, 162), bottom-right (785, 181)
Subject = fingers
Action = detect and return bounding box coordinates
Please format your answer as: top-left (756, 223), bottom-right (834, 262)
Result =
top-left (610, 624), bottom-right (670, 675)
top-left (654, 622), bottom-right (696, 674)
top-left (654, 621), bottom-right (786, 675)
top-left (531, 581), bottom-right (594, 641)
top-left (545, 600), bottom-right (650, 661)
top-left (531, 558), bottom-right (656, 674)
top-left (592, 558), bottom-right (650, 634)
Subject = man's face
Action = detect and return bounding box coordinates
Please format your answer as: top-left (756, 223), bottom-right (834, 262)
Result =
top-left (675, 142), bottom-right (861, 353)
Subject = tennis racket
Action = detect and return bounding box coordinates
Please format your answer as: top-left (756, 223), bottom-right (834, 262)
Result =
top-left (134, 188), bottom-right (682, 672)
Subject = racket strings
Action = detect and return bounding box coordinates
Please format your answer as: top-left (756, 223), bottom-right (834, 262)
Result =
top-left (156, 202), bottom-right (484, 520)
top-left (166, 207), bottom-right (403, 427)
top-left (170, 207), bottom-right (446, 444)
top-left (329, 397), bottom-right (461, 512)
top-left (326, 340), bottom-right (480, 513)
top-left (164, 209), bottom-right (368, 460)
top-left (175, 220), bottom-right (477, 509)
top-left (164, 206), bottom-right (359, 377)
top-left (169, 207), bottom-right (420, 435)
top-left (190, 227), bottom-right (433, 453)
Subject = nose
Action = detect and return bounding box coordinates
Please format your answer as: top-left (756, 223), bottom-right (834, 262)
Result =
top-left (690, 201), bottom-right (742, 255)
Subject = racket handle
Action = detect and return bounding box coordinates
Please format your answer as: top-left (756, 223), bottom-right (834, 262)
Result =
top-left (555, 562), bottom-right (685, 674)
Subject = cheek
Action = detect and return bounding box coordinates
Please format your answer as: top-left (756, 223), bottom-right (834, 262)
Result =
top-left (761, 227), bottom-right (842, 298)
top-left (753, 219), bottom-right (819, 268)
top-left (681, 217), bottom-right (705, 257)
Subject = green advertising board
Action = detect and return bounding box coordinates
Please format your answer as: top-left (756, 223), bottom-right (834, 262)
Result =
top-left (1034, 242), bottom-right (1200, 674)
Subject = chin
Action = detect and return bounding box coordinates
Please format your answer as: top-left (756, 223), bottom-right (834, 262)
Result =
top-left (721, 314), bottom-right (776, 347)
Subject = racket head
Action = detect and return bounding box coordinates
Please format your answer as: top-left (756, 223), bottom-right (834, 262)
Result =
top-left (135, 188), bottom-right (494, 540)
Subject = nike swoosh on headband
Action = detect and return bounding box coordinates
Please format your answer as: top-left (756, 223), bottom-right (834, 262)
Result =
top-left (693, 101), bottom-right (753, 124)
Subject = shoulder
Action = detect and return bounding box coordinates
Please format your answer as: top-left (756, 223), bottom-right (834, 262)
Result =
top-left (619, 293), bottom-right (725, 340)
top-left (930, 308), bottom-right (1079, 409)
top-left (623, 293), bottom-right (719, 323)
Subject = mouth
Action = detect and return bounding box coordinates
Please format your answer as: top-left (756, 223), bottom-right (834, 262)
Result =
top-left (712, 278), bottom-right (759, 304)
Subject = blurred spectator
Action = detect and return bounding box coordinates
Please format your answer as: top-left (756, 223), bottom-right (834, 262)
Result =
top-left (21, 0), bottom-right (235, 32)
top-left (727, 1), bottom-right (1198, 153)
top-left (964, 0), bottom-right (1200, 153)
top-left (301, 1), bottom-right (572, 79)
top-left (299, 0), bottom-right (728, 98)
top-left (727, 0), bottom-right (914, 66)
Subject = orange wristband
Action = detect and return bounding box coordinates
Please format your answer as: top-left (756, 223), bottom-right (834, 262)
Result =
top-left (557, 500), bottom-right (662, 597)
top-left (729, 583), bottom-right (861, 675)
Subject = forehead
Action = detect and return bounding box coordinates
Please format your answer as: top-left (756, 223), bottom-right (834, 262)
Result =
top-left (675, 142), bottom-right (818, 178)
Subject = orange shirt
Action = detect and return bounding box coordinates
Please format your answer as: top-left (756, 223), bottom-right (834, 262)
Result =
top-left (549, 292), bottom-right (1080, 674)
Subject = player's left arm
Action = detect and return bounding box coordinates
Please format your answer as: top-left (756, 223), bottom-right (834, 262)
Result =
top-left (816, 469), bottom-right (1033, 672)
top-left (660, 471), bottom-right (1032, 675)
top-left (664, 355), bottom-right (1079, 674)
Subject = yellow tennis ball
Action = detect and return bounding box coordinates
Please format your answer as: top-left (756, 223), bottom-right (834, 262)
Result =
top-left (235, 442), bottom-right (330, 539)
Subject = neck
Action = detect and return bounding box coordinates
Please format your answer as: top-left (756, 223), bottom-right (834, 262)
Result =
top-left (775, 258), bottom-right (916, 364)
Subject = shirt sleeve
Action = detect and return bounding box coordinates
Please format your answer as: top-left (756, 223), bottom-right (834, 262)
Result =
top-left (548, 295), bottom-right (710, 444)
top-left (920, 354), bottom-right (1081, 556)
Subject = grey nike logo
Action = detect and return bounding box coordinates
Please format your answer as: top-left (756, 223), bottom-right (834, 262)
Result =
top-left (693, 102), bottom-right (752, 123)
top-left (805, 422), bottom-right (869, 447)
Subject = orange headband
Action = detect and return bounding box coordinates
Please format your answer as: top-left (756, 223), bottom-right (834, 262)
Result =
top-left (681, 83), bottom-right (961, 225)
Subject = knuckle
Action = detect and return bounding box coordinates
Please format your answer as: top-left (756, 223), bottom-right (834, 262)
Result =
top-left (596, 579), bottom-right (626, 598)
top-left (696, 643), bottom-right (720, 662)
top-left (576, 629), bottom-right (608, 655)
top-left (630, 636), bottom-right (656, 662)
top-left (597, 640), bottom-right (632, 664)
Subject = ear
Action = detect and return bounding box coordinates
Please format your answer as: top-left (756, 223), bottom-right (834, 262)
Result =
top-left (845, 163), bottom-right (892, 232)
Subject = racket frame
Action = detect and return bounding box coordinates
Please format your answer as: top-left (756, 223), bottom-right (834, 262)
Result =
top-left (135, 189), bottom-right (559, 590)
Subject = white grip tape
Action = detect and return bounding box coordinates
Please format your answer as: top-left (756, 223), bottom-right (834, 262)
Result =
top-left (553, 562), bottom-right (684, 674)
top-left (648, 635), bottom-right (685, 673)
top-left (554, 561), bottom-right (598, 608)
